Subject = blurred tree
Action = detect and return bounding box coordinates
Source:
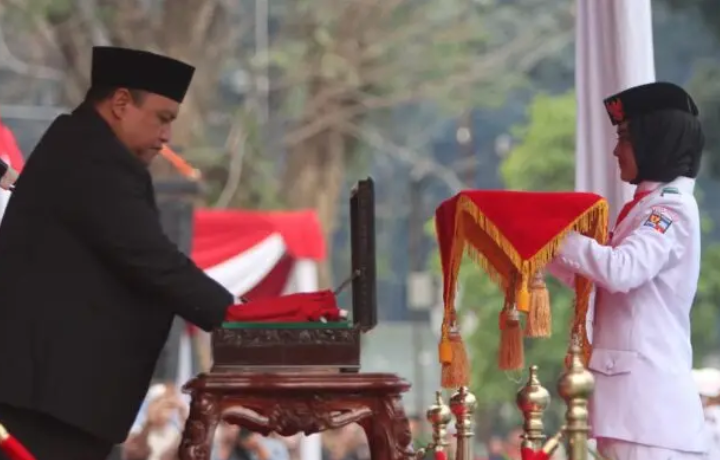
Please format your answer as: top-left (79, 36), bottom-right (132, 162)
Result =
top-left (501, 91), bottom-right (576, 191)
top-left (0, 0), bottom-right (574, 285)
top-left (265, 0), bottom-right (573, 284)
top-left (662, 0), bottom-right (720, 40)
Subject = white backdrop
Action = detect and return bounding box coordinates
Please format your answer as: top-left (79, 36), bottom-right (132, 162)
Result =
top-left (575, 0), bottom-right (656, 219)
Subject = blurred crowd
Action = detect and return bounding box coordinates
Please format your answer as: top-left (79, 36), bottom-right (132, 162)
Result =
top-left (104, 380), bottom-right (532, 460)
top-left (104, 380), bottom-right (373, 460)
top-left (105, 368), bottom-right (720, 460)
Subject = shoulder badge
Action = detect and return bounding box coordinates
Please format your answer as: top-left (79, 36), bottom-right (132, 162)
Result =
top-left (643, 208), bottom-right (673, 234)
top-left (661, 187), bottom-right (680, 196)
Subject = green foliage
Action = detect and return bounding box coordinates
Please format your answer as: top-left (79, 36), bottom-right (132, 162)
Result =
top-left (500, 91), bottom-right (576, 190)
top-left (693, 244), bottom-right (720, 361)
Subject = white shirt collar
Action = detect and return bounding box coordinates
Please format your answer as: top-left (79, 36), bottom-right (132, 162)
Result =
top-left (636, 176), bottom-right (695, 195)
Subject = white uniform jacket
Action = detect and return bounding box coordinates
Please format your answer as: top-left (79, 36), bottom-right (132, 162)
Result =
top-left (548, 177), bottom-right (707, 452)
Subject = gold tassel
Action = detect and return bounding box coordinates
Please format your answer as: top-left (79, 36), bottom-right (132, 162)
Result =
top-left (439, 337), bottom-right (453, 364)
top-left (441, 327), bottom-right (470, 388)
top-left (516, 273), bottom-right (530, 313)
top-left (498, 306), bottom-right (524, 370)
top-left (525, 271), bottom-right (552, 338)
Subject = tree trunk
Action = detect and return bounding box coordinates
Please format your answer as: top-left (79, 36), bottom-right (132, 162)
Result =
top-left (283, 122), bottom-right (348, 288)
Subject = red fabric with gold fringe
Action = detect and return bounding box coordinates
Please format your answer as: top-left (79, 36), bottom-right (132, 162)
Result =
top-left (434, 190), bottom-right (609, 386)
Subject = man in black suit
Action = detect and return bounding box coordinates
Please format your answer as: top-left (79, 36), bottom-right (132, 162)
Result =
top-left (0, 47), bottom-right (235, 459)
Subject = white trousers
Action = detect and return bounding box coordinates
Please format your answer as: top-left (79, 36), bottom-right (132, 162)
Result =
top-left (597, 438), bottom-right (707, 460)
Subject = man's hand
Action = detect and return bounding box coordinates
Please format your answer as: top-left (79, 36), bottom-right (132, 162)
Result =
top-left (0, 166), bottom-right (17, 191)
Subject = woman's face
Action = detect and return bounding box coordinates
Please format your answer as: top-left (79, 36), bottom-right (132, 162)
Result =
top-left (613, 122), bottom-right (638, 183)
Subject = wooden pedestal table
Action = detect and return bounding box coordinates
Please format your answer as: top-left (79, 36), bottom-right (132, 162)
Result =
top-left (178, 372), bottom-right (413, 460)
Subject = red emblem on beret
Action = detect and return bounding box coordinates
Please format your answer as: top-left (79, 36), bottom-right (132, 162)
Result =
top-left (605, 98), bottom-right (625, 123)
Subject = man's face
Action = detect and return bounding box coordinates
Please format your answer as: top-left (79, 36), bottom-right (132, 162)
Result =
top-left (108, 89), bottom-right (179, 164)
top-left (613, 121), bottom-right (638, 183)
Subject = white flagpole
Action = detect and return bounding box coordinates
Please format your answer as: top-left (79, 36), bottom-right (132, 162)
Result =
top-left (575, 0), bottom-right (656, 346)
top-left (575, 0), bottom-right (656, 217)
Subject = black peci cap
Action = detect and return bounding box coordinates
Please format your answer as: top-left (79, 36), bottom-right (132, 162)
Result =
top-left (91, 47), bottom-right (195, 103)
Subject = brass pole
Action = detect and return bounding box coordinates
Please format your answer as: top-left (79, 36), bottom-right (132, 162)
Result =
top-left (425, 391), bottom-right (452, 458)
top-left (449, 386), bottom-right (477, 460)
top-left (557, 344), bottom-right (595, 460)
top-left (516, 365), bottom-right (551, 450)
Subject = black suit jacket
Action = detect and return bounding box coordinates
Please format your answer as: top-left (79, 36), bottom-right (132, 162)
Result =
top-left (0, 104), bottom-right (233, 443)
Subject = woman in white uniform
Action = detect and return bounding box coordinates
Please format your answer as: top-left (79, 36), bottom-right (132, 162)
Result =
top-left (548, 82), bottom-right (707, 460)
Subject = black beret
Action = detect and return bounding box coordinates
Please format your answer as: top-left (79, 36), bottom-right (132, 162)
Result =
top-left (603, 82), bottom-right (699, 126)
top-left (91, 47), bottom-right (195, 103)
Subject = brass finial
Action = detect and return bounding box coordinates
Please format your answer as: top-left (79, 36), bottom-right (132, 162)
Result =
top-left (557, 344), bottom-right (594, 460)
top-left (449, 387), bottom-right (478, 460)
top-left (516, 365), bottom-right (551, 450)
top-left (426, 391), bottom-right (453, 453)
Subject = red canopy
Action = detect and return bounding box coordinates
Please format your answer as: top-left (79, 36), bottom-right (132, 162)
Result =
top-left (191, 209), bottom-right (326, 301)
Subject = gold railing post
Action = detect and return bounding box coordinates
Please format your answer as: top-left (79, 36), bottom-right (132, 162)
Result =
top-left (557, 344), bottom-right (595, 460)
top-left (449, 386), bottom-right (477, 460)
top-left (516, 365), bottom-right (551, 450)
top-left (425, 391), bottom-right (452, 457)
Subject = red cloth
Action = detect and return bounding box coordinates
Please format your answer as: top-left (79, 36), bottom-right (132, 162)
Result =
top-left (0, 433), bottom-right (35, 460)
top-left (434, 190), bottom-right (609, 371)
top-left (225, 290), bottom-right (343, 322)
top-left (609, 190), bottom-right (652, 240)
top-left (435, 190), bottom-right (608, 302)
top-left (192, 209), bottom-right (325, 269)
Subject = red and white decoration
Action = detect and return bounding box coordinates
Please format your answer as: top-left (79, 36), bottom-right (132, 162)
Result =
top-left (177, 208), bottom-right (327, 386)
top-left (181, 208), bottom-right (326, 460)
top-left (192, 208), bottom-right (326, 299)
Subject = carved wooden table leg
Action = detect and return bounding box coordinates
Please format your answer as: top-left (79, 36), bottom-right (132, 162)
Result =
top-left (179, 392), bottom-right (221, 460)
top-left (361, 395), bottom-right (413, 460)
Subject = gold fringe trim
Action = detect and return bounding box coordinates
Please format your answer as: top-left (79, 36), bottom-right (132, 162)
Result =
top-left (455, 194), bottom-right (609, 283)
top-left (440, 194), bottom-right (609, 369)
top-left (525, 271), bottom-right (551, 338)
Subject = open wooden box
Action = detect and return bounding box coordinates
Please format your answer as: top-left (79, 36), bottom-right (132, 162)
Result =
top-left (211, 178), bottom-right (377, 372)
